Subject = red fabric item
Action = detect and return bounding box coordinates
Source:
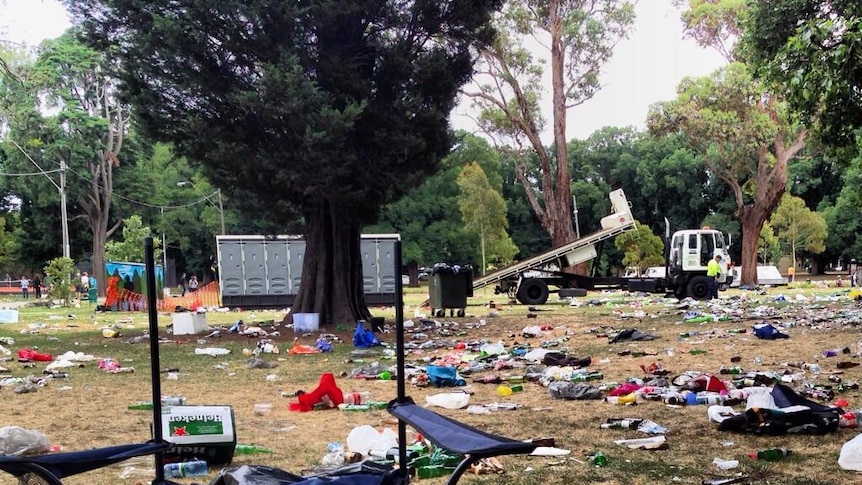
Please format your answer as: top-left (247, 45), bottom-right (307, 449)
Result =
top-left (288, 344), bottom-right (319, 354)
top-left (289, 373), bottom-right (344, 412)
top-left (17, 348), bottom-right (53, 362)
top-left (608, 382), bottom-right (642, 396)
top-left (684, 374), bottom-right (727, 393)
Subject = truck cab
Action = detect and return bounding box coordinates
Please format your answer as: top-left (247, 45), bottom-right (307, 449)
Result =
top-left (667, 228), bottom-right (732, 299)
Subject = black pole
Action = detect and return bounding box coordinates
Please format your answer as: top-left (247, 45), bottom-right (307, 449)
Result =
top-left (393, 240), bottom-right (408, 472)
top-left (145, 237), bottom-right (168, 484)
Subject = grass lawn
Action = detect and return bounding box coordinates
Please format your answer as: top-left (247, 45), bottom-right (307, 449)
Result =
top-left (0, 282), bottom-right (860, 485)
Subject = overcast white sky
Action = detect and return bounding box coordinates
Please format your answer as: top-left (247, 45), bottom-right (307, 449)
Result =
top-left (1, 0), bottom-right (727, 141)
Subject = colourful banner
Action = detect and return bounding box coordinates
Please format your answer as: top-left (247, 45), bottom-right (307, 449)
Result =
top-left (105, 261), bottom-right (164, 299)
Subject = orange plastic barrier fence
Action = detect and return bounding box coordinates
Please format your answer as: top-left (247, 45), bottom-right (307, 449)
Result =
top-left (158, 281), bottom-right (221, 311)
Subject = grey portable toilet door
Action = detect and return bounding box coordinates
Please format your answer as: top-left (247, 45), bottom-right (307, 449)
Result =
top-left (377, 239), bottom-right (397, 295)
top-left (287, 239), bottom-right (305, 294)
top-left (219, 239), bottom-right (244, 296)
top-left (361, 238), bottom-right (378, 294)
top-left (243, 239), bottom-right (266, 295)
top-left (266, 240), bottom-right (289, 295)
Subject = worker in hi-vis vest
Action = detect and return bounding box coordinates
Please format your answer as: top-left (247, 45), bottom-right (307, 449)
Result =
top-left (706, 254), bottom-right (722, 300)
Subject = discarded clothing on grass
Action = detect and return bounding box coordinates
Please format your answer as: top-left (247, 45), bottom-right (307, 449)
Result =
top-left (609, 328), bottom-right (657, 343)
top-left (541, 351), bottom-right (591, 368)
top-left (548, 382), bottom-right (602, 400)
top-left (716, 384), bottom-right (840, 435)
top-left (207, 462), bottom-right (397, 485)
top-left (753, 323), bottom-right (789, 340)
top-left (425, 365), bottom-right (465, 387)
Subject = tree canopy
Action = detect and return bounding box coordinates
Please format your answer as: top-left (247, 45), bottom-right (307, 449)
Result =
top-left (741, 0), bottom-right (862, 147)
top-left (66, 0), bottom-right (503, 324)
top-left (648, 62), bottom-right (807, 285)
top-left (465, 0), bottom-right (636, 247)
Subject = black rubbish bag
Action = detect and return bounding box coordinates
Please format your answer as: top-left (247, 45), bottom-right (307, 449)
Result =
top-left (208, 463), bottom-right (402, 485)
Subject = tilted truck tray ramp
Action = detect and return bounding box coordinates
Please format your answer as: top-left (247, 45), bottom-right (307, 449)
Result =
top-left (471, 189), bottom-right (635, 293)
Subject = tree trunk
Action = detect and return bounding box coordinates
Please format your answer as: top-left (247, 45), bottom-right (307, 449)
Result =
top-left (738, 205), bottom-right (769, 287)
top-left (288, 200), bottom-right (372, 327)
top-left (730, 128), bottom-right (807, 286)
top-left (548, 0), bottom-right (574, 248)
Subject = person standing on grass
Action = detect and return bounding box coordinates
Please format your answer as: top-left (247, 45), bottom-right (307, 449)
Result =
top-left (179, 272), bottom-right (187, 296)
top-left (20, 275), bottom-right (29, 299)
top-left (706, 254), bottom-right (721, 300)
top-left (33, 274), bottom-right (42, 299)
top-left (188, 274), bottom-right (199, 293)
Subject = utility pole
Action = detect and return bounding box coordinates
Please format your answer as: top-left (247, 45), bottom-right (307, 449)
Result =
top-left (11, 141), bottom-right (70, 259)
top-left (60, 160), bottom-right (70, 259)
top-left (217, 189), bottom-right (225, 235)
top-left (161, 206), bottom-right (168, 271)
top-left (572, 195), bottom-right (581, 239)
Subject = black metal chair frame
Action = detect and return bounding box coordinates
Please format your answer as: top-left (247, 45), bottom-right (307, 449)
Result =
top-left (387, 241), bottom-right (538, 485)
top-left (0, 239), bottom-right (177, 485)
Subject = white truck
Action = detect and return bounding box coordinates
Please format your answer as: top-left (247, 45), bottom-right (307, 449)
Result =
top-left (471, 189), bottom-right (733, 304)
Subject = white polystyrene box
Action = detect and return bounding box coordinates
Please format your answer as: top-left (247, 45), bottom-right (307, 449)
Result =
top-left (172, 312), bottom-right (208, 335)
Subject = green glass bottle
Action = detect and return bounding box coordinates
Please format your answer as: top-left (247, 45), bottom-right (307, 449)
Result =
top-left (235, 444), bottom-right (274, 454)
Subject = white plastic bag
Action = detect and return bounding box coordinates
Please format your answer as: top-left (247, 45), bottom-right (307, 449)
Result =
top-left (346, 425), bottom-right (398, 457)
top-left (0, 426), bottom-right (50, 455)
top-left (712, 457), bottom-right (739, 470)
top-left (707, 405), bottom-right (738, 424)
top-left (838, 433), bottom-right (862, 471)
top-left (425, 392), bottom-right (470, 410)
top-left (194, 347), bottom-right (231, 357)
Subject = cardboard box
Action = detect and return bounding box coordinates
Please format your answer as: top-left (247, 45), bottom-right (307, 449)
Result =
top-left (172, 313), bottom-right (208, 335)
top-left (160, 405), bottom-right (236, 465)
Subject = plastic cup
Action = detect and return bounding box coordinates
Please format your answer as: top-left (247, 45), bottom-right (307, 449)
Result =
top-left (254, 403), bottom-right (273, 416)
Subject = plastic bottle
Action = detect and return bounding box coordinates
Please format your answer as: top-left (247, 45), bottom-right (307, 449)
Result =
top-left (369, 447), bottom-right (420, 463)
top-left (685, 391), bottom-right (698, 406)
top-left (343, 391), bottom-right (373, 405)
top-left (696, 394), bottom-right (724, 405)
top-left (748, 448), bottom-right (791, 461)
top-left (234, 444), bottom-right (274, 454)
top-left (605, 393), bottom-right (640, 405)
top-left (162, 395), bottom-right (187, 406)
top-left (163, 459), bottom-right (208, 478)
top-left (840, 412), bottom-right (862, 428)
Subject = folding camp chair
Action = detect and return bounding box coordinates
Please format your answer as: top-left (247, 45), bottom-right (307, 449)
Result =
top-left (387, 241), bottom-right (538, 485)
top-left (0, 441), bottom-right (172, 485)
top-left (0, 239), bottom-right (178, 485)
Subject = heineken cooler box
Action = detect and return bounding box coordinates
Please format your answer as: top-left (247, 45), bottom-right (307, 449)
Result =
top-left (160, 405), bottom-right (236, 465)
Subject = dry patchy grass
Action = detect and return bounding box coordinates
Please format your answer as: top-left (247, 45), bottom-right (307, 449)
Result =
top-left (0, 285), bottom-right (861, 485)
